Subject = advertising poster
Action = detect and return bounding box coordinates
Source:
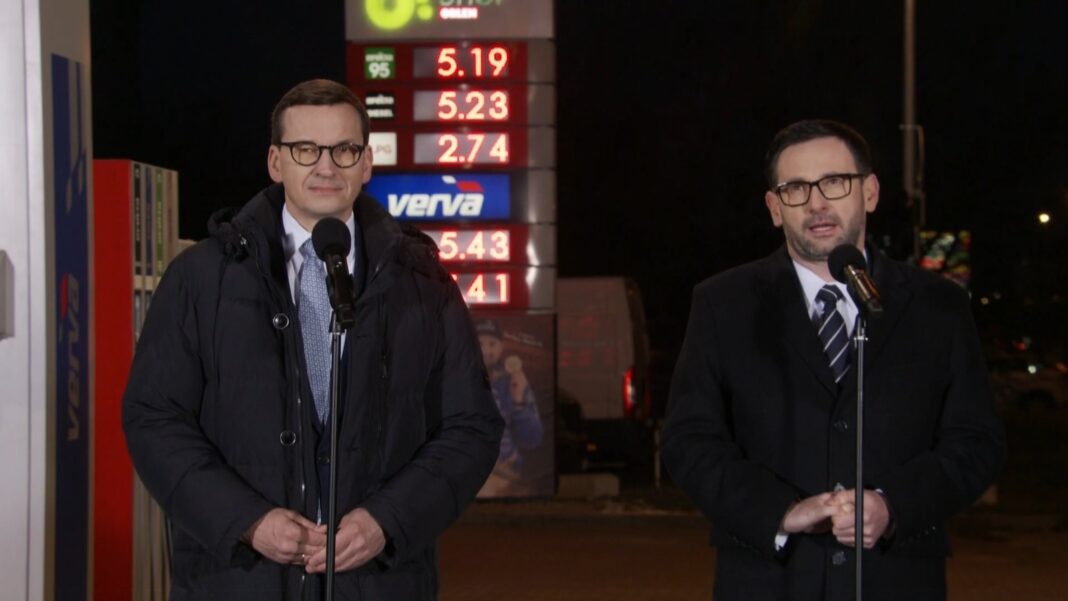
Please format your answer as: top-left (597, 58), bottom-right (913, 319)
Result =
top-left (473, 311), bottom-right (554, 498)
top-left (52, 53), bottom-right (90, 601)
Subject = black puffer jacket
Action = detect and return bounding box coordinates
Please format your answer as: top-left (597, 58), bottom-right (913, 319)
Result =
top-left (122, 184), bottom-right (503, 600)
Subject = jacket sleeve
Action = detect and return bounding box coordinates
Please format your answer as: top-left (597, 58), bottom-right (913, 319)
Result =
top-left (871, 287), bottom-right (1006, 548)
top-left (661, 286), bottom-right (800, 559)
top-left (361, 283), bottom-right (504, 565)
top-left (122, 254), bottom-right (274, 565)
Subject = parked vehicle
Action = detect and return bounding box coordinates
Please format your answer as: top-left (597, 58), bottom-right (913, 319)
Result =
top-left (556, 277), bottom-right (653, 471)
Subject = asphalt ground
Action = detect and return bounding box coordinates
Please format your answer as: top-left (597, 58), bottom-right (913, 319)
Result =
top-left (438, 405), bottom-right (1068, 600)
top-left (439, 498), bottom-right (1068, 600)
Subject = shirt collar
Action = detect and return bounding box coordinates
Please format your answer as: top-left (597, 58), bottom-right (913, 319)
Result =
top-left (792, 261), bottom-right (845, 317)
top-left (281, 204), bottom-right (357, 266)
top-left (790, 248), bottom-right (868, 319)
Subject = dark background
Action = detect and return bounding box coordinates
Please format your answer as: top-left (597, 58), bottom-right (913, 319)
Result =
top-left (92, 0), bottom-right (1068, 405)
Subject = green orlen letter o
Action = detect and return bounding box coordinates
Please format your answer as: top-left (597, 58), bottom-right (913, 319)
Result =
top-left (365, 0), bottom-right (416, 31)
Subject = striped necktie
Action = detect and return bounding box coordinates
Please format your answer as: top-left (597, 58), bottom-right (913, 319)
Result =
top-left (815, 284), bottom-right (851, 383)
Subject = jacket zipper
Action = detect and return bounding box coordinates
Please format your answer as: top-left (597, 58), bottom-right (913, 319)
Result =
top-left (238, 233), bottom-right (311, 536)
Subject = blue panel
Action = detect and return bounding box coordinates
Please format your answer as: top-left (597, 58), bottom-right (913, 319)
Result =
top-left (52, 53), bottom-right (89, 601)
top-left (365, 173), bottom-right (511, 221)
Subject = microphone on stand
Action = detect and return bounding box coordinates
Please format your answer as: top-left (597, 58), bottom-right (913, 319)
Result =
top-left (828, 244), bottom-right (883, 319)
top-left (828, 243), bottom-right (882, 601)
top-left (310, 216), bottom-right (356, 601)
top-left (312, 217), bottom-right (356, 329)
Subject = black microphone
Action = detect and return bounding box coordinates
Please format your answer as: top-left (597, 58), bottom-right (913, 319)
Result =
top-left (311, 217), bottom-right (356, 329)
top-left (828, 245), bottom-right (883, 319)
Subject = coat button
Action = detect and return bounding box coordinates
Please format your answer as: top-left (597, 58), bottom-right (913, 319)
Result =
top-left (833, 420), bottom-right (849, 432)
top-left (272, 313), bottom-right (290, 330)
top-left (317, 453), bottom-right (330, 465)
top-left (279, 430), bottom-right (297, 446)
top-left (832, 551), bottom-right (847, 566)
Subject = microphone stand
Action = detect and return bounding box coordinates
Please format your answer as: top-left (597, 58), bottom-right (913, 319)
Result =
top-left (852, 315), bottom-right (868, 601)
top-left (319, 245), bottom-right (355, 601)
top-left (324, 312), bottom-right (343, 601)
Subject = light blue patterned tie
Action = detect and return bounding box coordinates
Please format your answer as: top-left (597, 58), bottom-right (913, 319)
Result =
top-left (298, 239), bottom-right (331, 423)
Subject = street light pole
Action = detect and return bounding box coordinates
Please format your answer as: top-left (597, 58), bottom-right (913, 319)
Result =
top-left (903, 0), bottom-right (925, 260)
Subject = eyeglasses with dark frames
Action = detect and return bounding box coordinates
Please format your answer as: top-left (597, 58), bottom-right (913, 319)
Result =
top-left (278, 141), bottom-right (367, 168)
top-left (773, 173), bottom-right (869, 207)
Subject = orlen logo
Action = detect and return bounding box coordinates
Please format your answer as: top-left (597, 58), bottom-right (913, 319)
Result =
top-left (365, 0), bottom-right (504, 30)
top-left (388, 175), bottom-right (484, 218)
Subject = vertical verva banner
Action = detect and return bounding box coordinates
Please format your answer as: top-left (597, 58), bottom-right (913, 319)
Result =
top-left (52, 53), bottom-right (90, 601)
top-left (473, 311), bottom-right (555, 498)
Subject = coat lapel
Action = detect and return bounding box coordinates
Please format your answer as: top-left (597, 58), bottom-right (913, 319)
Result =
top-left (861, 247), bottom-right (911, 370)
top-left (763, 247), bottom-right (839, 397)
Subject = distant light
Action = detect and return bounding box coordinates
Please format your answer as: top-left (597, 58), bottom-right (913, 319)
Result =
top-left (980, 297), bottom-right (990, 305)
top-left (1038, 212), bottom-right (1051, 225)
top-left (1027, 364), bottom-right (1038, 375)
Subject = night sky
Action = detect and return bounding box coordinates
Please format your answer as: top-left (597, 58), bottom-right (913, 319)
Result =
top-left (92, 1), bottom-right (1068, 397)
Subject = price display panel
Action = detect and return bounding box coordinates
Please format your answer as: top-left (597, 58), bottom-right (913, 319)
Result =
top-left (413, 87), bottom-right (513, 122)
top-left (362, 84), bottom-right (556, 128)
top-left (366, 128), bottom-right (541, 170)
top-left (452, 271), bottom-right (513, 305)
top-left (423, 226), bottom-right (513, 263)
top-left (370, 128), bottom-right (555, 171)
top-left (419, 224), bottom-right (552, 265)
top-left (348, 0), bottom-right (555, 501)
top-left (350, 42), bottom-right (531, 85)
top-left (414, 130), bottom-right (511, 166)
top-left (414, 44), bottom-right (514, 79)
top-left (450, 267), bottom-right (554, 309)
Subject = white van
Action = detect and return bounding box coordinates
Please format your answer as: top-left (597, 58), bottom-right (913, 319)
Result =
top-left (556, 277), bottom-right (652, 470)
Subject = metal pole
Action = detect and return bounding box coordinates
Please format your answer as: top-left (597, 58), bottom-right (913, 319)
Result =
top-left (903, 0), bottom-right (919, 260)
top-left (854, 318), bottom-right (868, 601)
top-left (324, 314), bottom-right (343, 601)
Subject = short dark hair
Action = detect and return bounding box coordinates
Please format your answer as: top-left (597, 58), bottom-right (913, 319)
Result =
top-left (270, 79), bottom-right (369, 145)
top-left (764, 120), bottom-right (872, 189)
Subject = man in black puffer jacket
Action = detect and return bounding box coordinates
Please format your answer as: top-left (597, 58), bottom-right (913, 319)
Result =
top-left (122, 79), bottom-right (503, 600)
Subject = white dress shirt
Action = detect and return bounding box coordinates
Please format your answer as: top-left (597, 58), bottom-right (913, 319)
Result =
top-left (281, 204), bottom-right (357, 347)
top-left (791, 260), bottom-right (859, 336)
top-left (281, 204), bottom-right (357, 304)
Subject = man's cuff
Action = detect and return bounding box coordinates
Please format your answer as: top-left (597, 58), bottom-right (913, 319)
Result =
top-left (774, 530), bottom-right (790, 552)
top-left (875, 488), bottom-right (896, 539)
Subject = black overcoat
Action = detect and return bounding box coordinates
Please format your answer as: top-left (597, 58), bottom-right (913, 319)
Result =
top-left (123, 184), bottom-right (503, 600)
top-left (662, 246), bottom-right (1005, 601)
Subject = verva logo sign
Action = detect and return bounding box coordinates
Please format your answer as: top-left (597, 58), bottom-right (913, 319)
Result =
top-left (367, 173), bottom-right (510, 221)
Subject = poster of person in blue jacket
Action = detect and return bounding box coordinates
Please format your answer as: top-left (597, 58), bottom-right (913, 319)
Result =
top-left (474, 316), bottom-right (553, 498)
